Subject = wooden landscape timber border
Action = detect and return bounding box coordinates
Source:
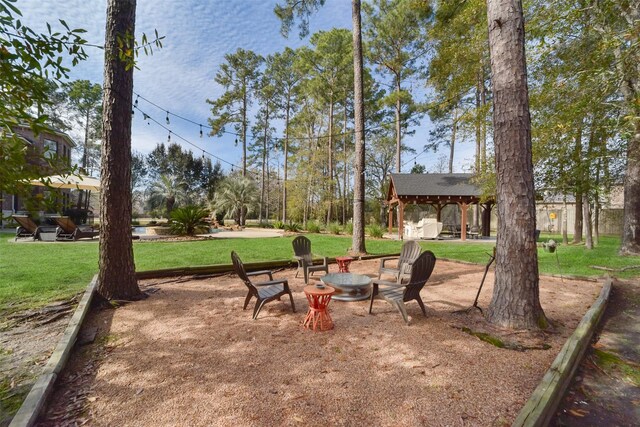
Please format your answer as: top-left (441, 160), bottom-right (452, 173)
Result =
top-left (512, 276), bottom-right (613, 427)
top-left (10, 256), bottom-right (610, 427)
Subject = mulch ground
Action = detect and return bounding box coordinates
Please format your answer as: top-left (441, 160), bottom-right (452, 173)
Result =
top-left (37, 259), bottom-right (603, 427)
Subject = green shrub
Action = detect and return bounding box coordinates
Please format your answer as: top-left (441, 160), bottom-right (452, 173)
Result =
top-left (344, 222), bottom-right (353, 235)
top-left (273, 220), bottom-right (285, 230)
top-left (131, 219), bottom-right (140, 226)
top-left (259, 221), bottom-right (274, 229)
top-left (284, 221), bottom-right (301, 232)
top-left (306, 220), bottom-right (321, 233)
top-left (169, 205), bottom-right (210, 236)
top-left (328, 222), bottom-right (342, 235)
top-left (367, 223), bottom-right (384, 238)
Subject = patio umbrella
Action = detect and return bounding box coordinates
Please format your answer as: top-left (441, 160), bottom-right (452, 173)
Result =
top-left (29, 174), bottom-right (101, 191)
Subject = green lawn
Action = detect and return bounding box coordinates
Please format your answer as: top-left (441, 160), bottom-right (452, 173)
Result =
top-left (1, 231), bottom-right (638, 317)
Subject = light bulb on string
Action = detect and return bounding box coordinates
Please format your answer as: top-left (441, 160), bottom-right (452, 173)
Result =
top-left (166, 111), bottom-right (170, 125)
top-left (134, 95), bottom-right (139, 107)
top-left (143, 113), bottom-right (150, 125)
top-left (131, 109), bottom-right (134, 117)
top-left (234, 138), bottom-right (238, 147)
top-left (200, 125), bottom-right (203, 138)
top-left (201, 150), bottom-right (205, 161)
top-left (167, 130), bottom-right (171, 143)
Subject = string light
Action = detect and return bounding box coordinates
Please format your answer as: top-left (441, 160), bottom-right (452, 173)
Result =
top-left (167, 130), bottom-right (171, 142)
top-left (132, 90), bottom-right (423, 144)
top-left (199, 124), bottom-right (203, 138)
top-left (134, 95), bottom-right (139, 107)
top-left (234, 137), bottom-right (238, 147)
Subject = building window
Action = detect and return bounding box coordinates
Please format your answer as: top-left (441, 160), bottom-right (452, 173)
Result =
top-left (44, 139), bottom-right (58, 159)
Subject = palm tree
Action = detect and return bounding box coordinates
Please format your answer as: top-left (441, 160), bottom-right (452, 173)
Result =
top-left (147, 174), bottom-right (188, 217)
top-left (212, 177), bottom-right (259, 225)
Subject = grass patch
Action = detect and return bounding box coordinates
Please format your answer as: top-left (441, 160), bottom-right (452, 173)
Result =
top-left (0, 375), bottom-right (32, 424)
top-left (1, 232), bottom-right (637, 318)
top-left (593, 349), bottom-right (640, 387)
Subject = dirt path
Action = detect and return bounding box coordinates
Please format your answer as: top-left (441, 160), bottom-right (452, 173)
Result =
top-left (553, 279), bottom-right (640, 426)
top-left (0, 298), bottom-right (77, 426)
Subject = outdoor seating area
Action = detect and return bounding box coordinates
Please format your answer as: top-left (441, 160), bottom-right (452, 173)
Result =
top-left (403, 218), bottom-right (444, 240)
top-left (39, 258), bottom-right (603, 425)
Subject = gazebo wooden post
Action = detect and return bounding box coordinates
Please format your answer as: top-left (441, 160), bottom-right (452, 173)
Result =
top-left (460, 202), bottom-right (468, 241)
top-left (387, 203), bottom-right (394, 233)
top-left (435, 204), bottom-right (443, 222)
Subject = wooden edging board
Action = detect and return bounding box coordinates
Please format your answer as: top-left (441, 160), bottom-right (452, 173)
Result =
top-left (9, 275), bottom-right (99, 427)
top-left (512, 276), bottom-right (613, 427)
top-left (134, 253), bottom-right (400, 280)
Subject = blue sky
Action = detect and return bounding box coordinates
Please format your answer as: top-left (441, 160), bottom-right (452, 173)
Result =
top-left (19, 0), bottom-right (476, 174)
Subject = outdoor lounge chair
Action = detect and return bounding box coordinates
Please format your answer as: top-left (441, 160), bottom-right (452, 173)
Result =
top-left (292, 235), bottom-right (329, 284)
top-left (377, 239), bottom-right (422, 282)
top-left (369, 250), bottom-right (437, 324)
top-left (12, 215), bottom-right (55, 241)
top-left (53, 216), bottom-right (99, 241)
top-left (231, 251), bottom-right (296, 320)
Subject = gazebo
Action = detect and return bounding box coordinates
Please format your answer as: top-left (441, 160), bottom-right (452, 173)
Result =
top-left (385, 173), bottom-right (493, 241)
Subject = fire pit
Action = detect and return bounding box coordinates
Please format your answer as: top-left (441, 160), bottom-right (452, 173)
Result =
top-left (321, 273), bottom-right (372, 302)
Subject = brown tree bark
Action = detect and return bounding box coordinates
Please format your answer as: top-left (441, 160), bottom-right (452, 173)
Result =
top-left (351, 0), bottom-right (366, 254)
top-left (97, 0), bottom-right (141, 300)
top-left (485, 0), bottom-right (546, 329)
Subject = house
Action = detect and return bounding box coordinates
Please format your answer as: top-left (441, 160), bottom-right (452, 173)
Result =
top-left (1, 124), bottom-right (76, 221)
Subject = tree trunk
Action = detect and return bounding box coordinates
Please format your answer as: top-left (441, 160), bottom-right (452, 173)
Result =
top-left (474, 71), bottom-right (482, 228)
top-left (562, 195), bottom-right (569, 245)
top-left (97, 0), bottom-right (141, 300)
top-left (572, 123), bottom-right (583, 243)
top-left (242, 88), bottom-right (247, 179)
top-left (282, 98), bottom-right (290, 223)
top-left (449, 108), bottom-right (457, 173)
top-left (583, 194), bottom-right (593, 249)
top-left (351, 0), bottom-right (366, 254)
top-left (395, 76), bottom-right (402, 173)
top-left (326, 98), bottom-right (334, 224)
top-left (485, 0), bottom-right (546, 330)
top-left (343, 101), bottom-right (348, 224)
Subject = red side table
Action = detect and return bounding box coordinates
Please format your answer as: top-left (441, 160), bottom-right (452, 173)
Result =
top-left (302, 285), bottom-right (335, 331)
top-left (335, 256), bottom-right (354, 273)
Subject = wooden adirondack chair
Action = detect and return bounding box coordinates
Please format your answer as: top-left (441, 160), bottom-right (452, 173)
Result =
top-left (292, 235), bottom-right (329, 284)
top-left (377, 240), bottom-right (422, 283)
top-left (231, 251), bottom-right (296, 320)
top-left (369, 250), bottom-right (437, 324)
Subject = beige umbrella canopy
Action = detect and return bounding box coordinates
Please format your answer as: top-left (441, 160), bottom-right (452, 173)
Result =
top-left (29, 174), bottom-right (101, 191)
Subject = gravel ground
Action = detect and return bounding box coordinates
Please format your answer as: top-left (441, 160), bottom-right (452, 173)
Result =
top-left (39, 259), bottom-right (602, 427)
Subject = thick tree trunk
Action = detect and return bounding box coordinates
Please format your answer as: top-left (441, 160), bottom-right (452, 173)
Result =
top-left (351, 0), bottom-right (366, 254)
top-left (485, 0), bottom-right (546, 330)
top-left (97, 0), bottom-right (141, 300)
top-left (621, 121), bottom-right (640, 254)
